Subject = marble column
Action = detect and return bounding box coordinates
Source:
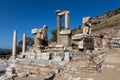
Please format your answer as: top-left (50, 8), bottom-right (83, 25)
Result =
top-left (12, 30), bottom-right (17, 59)
top-left (22, 33), bottom-right (26, 54)
top-left (57, 15), bottom-right (61, 43)
top-left (43, 25), bottom-right (48, 41)
top-left (65, 11), bottom-right (70, 29)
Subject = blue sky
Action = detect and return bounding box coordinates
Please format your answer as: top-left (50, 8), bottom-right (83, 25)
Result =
top-left (0, 0), bottom-right (120, 48)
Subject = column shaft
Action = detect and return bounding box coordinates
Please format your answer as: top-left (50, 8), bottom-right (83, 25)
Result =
top-left (57, 15), bottom-right (61, 44)
top-left (12, 30), bottom-right (17, 58)
top-left (22, 33), bottom-right (26, 54)
top-left (65, 12), bottom-right (69, 29)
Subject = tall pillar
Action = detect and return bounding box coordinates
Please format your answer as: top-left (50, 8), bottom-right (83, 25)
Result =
top-left (12, 30), bottom-right (17, 59)
top-left (57, 15), bottom-right (61, 44)
top-left (22, 33), bottom-right (26, 54)
top-left (56, 10), bottom-right (61, 44)
top-left (65, 11), bottom-right (70, 29)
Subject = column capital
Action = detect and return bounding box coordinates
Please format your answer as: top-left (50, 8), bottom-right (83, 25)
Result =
top-left (55, 10), bottom-right (61, 13)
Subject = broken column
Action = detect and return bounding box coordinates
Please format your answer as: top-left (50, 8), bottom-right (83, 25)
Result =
top-left (43, 25), bottom-right (48, 41)
top-left (32, 25), bottom-right (48, 48)
top-left (12, 30), bottom-right (17, 59)
top-left (43, 25), bottom-right (48, 46)
top-left (32, 29), bottom-right (41, 47)
top-left (82, 16), bottom-right (92, 35)
top-left (22, 33), bottom-right (26, 54)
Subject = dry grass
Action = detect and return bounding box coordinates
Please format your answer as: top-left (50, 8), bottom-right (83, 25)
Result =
top-left (72, 14), bottom-right (120, 35)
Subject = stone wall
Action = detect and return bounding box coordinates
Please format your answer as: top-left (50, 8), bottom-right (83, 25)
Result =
top-left (14, 59), bottom-right (66, 75)
top-left (58, 34), bottom-right (71, 47)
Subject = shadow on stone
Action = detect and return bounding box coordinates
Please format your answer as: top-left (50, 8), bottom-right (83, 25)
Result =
top-left (0, 70), bottom-right (6, 75)
top-left (44, 74), bottom-right (56, 80)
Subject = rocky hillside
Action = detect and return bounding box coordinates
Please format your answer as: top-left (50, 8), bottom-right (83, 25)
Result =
top-left (72, 8), bottom-right (120, 35)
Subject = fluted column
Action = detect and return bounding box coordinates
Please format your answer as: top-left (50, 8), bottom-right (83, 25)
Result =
top-left (12, 30), bottom-right (17, 59)
top-left (22, 33), bottom-right (26, 54)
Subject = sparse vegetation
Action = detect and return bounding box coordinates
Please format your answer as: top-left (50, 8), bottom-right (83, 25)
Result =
top-left (72, 8), bottom-right (120, 35)
top-left (17, 37), bottom-right (34, 54)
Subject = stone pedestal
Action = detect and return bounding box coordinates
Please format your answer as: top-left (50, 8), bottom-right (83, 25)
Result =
top-left (58, 34), bottom-right (71, 47)
top-left (78, 40), bottom-right (84, 49)
top-left (64, 52), bottom-right (70, 62)
top-left (5, 67), bottom-right (14, 76)
top-left (57, 30), bottom-right (71, 47)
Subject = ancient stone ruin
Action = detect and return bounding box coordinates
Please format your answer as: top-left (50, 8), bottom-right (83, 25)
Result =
top-left (56, 10), bottom-right (71, 47)
top-left (1, 10), bottom-right (120, 80)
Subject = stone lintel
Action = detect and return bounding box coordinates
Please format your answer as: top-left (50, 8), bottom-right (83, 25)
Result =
top-left (57, 12), bottom-right (66, 16)
top-left (72, 34), bottom-right (84, 40)
top-left (59, 30), bottom-right (71, 35)
top-left (55, 10), bottom-right (61, 13)
top-left (31, 28), bottom-right (39, 34)
top-left (56, 11), bottom-right (70, 16)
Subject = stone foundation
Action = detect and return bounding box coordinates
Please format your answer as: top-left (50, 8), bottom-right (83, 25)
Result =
top-left (58, 34), bottom-right (71, 47)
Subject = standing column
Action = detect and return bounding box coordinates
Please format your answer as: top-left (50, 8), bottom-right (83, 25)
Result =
top-left (12, 30), bottom-right (17, 59)
top-left (65, 11), bottom-right (70, 29)
top-left (57, 15), bottom-right (61, 43)
top-left (56, 10), bottom-right (61, 44)
top-left (22, 33), bottom-right (26, 54)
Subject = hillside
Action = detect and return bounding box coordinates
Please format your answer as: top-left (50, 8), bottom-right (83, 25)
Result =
top-left (72, 8), bottom-right (120, 35)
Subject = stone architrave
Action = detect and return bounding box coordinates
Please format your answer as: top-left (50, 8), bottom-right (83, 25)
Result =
top-left (12, 30), bottom-right (17, 59)
top-left (22, 33), bottom-right (26, 54)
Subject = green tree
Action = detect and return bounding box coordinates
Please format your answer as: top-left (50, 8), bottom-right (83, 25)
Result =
top-left (18, 37), bottom-right (34, 48)
top-left (17, 37), bottom-right (34, 54)
top-left (51, 29), bottom-right (57, 41)
top-left (50, 27), bottom-right (65, 42)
